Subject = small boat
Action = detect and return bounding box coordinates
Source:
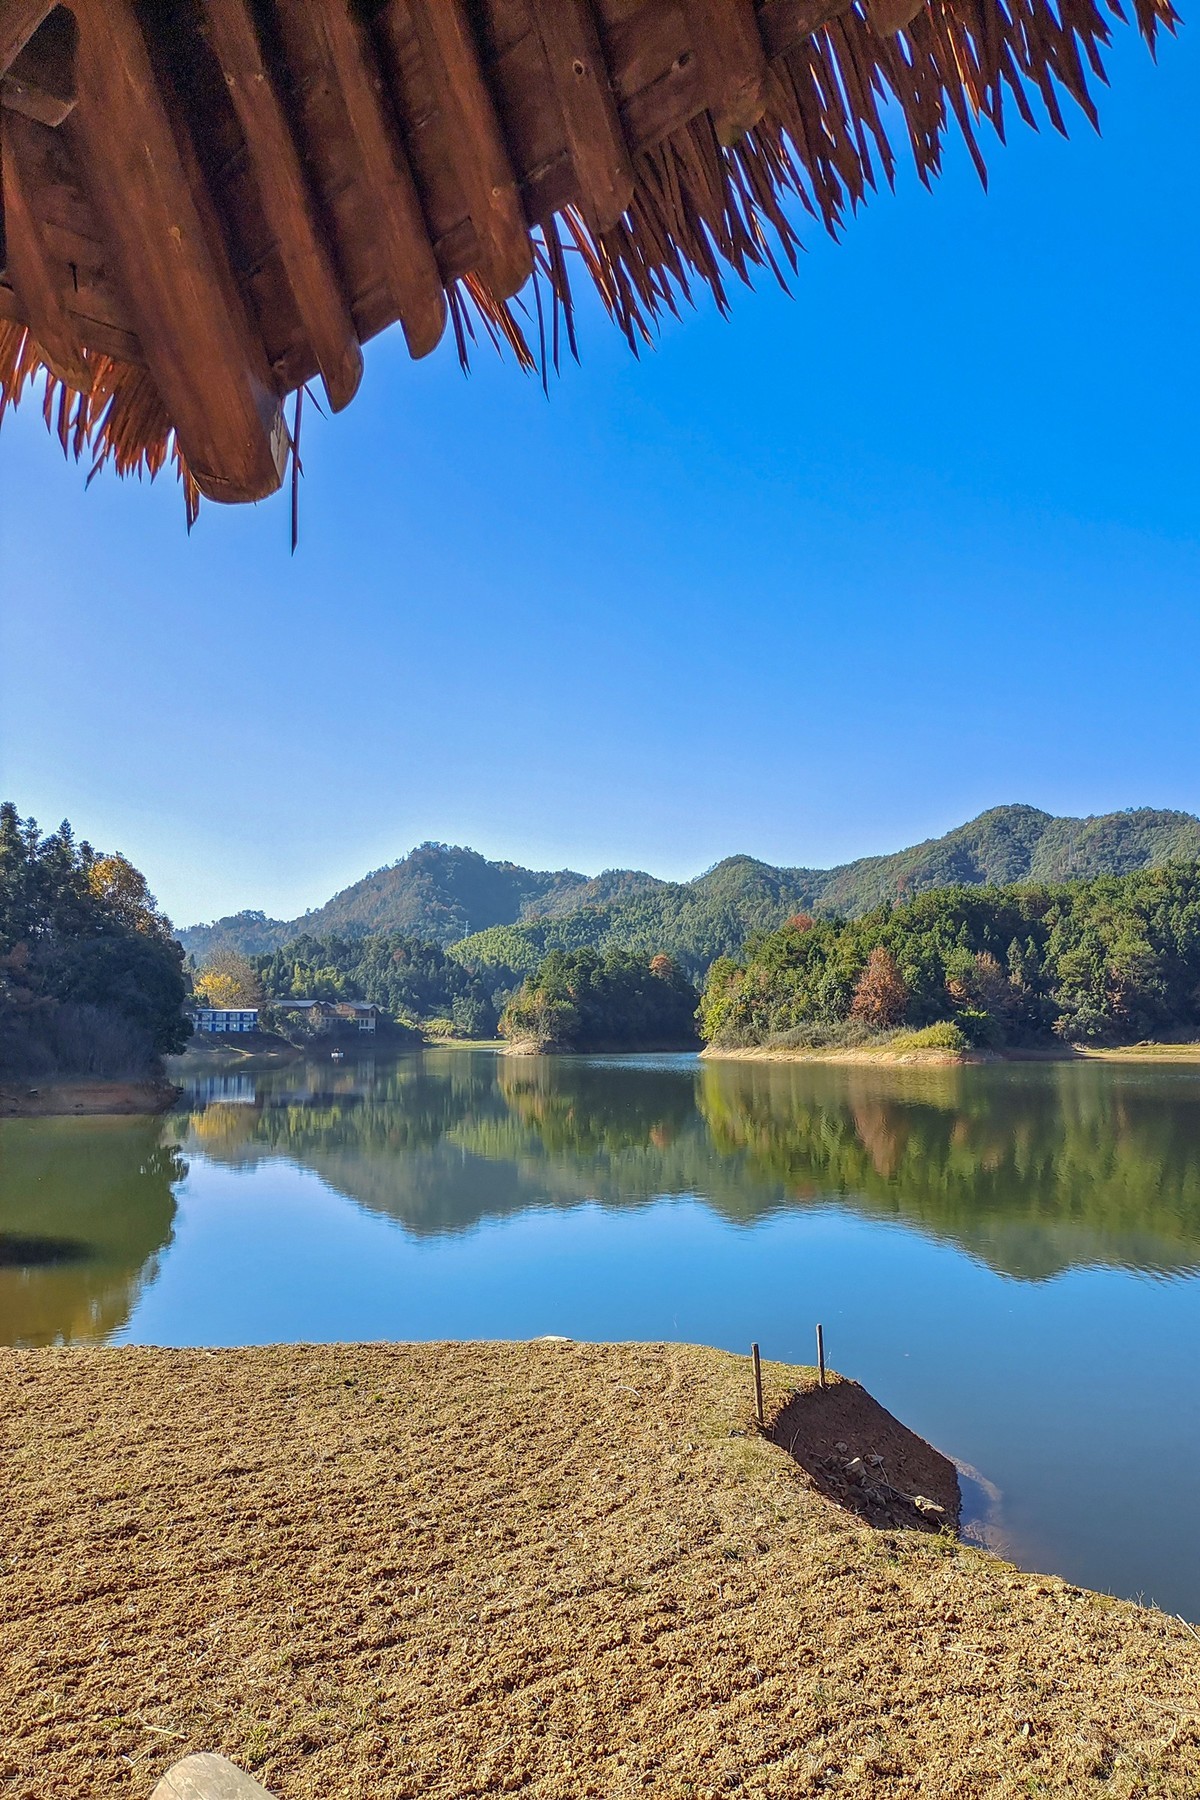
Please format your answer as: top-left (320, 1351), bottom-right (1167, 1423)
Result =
top-left (330, 1049), bottom-right (344, 1061)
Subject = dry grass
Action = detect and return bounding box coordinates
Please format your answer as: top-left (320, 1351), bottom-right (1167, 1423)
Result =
top-left (2, 1342), bottom-right (1199, 1800)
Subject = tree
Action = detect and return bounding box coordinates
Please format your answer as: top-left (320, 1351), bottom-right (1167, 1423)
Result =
top-left (195, 947), bottom-right (263, 1008)
top-left (850, 946), bottom-right (909, 1029)
top-left (88, 854), bottom-right (173, 940)
top-left (0, 805), bottom-right (189, 1073)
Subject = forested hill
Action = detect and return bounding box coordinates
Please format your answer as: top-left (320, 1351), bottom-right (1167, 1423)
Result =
top-left (179, 807), bottom-right (1200, 970)
top-left (453, 806), bottom-right (1200, 983)
top-left (178, 844), bottom-right (664, 960)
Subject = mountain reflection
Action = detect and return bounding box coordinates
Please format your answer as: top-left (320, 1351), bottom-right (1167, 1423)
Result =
top-left (0, 1117), bottom-right (183, 1344)
top-left (170, 1050), bottom-right (1200, 1281)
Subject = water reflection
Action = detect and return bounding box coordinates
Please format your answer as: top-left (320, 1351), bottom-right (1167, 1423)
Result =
top-left (166, 1050), bottom-right (1200, 1282)
top-left (0, 1117), bottom-right (183, 1344)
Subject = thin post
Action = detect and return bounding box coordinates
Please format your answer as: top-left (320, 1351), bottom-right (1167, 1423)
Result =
top-left (751, 1341), bottom-right (764, 1427)
top-left (816, 1322), bottom-right (826, 1390)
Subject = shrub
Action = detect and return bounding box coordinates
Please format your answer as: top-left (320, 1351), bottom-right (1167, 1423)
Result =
top-left (887, 1022), bottom-right (968, 1053)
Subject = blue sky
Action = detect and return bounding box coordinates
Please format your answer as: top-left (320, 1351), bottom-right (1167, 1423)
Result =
top-left (2, 22), bottom-right (1197, 929)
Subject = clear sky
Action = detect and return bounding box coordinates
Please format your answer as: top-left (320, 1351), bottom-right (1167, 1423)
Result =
top-left (2, 23), bottom-right (1197, 929)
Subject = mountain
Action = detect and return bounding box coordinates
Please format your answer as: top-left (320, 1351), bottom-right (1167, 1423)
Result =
top-left (452, 806), bottom-right (1200, 984)
top-left (178, 807), bottom-right (1200, 974)
top-left (178, 842), bottom-right (663, 961)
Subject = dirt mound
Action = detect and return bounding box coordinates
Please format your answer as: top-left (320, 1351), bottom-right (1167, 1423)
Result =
top-left (769, 1375), bottom-right (960, 1532)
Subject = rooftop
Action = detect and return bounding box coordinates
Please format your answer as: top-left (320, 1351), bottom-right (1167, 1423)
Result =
top-left (0, 0), bottom-right (1176, 522)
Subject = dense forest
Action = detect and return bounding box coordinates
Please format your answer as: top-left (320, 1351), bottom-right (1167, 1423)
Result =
top-left (699, 864), bottom-right (1200, 1050)
top-left (180, 844), bottom-right (663, 960)
top-left (0, 805), bottom-right (189, 1078)
top-left (456, 806), bottom-right (1200, 987)
top-left (178, 807), bottom-right (1200, 965)
top-left (500, 949), bottom-right (700, 1052)
top-left (252, 931), bottom-right (500, 1037)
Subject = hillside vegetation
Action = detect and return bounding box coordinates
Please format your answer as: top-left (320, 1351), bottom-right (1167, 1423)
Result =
top-left (500, 949), bottom-right (699, 1052)
top-left (699, 864), bottom-right (1200, 1051)
top-left (456, 806), bottom-right (1200, 986)
top-left (253, 931), bottom-right (499, 1038)
top-left (179, 807), bottom-right (1200, 977)
top-left (179, 843), bottom-right (663, 960)
top-left (0, 805), bottom-right (189, 1078)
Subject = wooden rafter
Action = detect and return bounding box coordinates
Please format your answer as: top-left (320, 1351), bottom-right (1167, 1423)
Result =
top-left (0, 0), bottom-right (52, 75)
top-left (292, 0), bottom-right (446, 360)
top-left (679, 0), bottom-right (769, 144)
top-left (404, 0), bottom-right (531, 300)
top-left (0, 105), bottom-right (88, 387)
top-left (68, 0), bottom-right (288, 502)
top-left (526, 0), bottom-right (634, 233)
top-left (1, 6), bottom-right (75, 126)
top-left (200, 0), bottom-right (363, 413)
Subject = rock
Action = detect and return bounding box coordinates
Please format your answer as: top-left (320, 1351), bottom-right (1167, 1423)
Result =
top-left (150, 1755), bottom-right (276, 1800)
top-left (911, 1495), bottom-right (946, 1519)
top-left (844, 1457), bottom-right (868, 1480)
top-left (835, 1441), bottom-right (849, 1454)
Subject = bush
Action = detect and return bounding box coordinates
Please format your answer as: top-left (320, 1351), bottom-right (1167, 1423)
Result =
top-left (887, 1022), bottom-right (968, 1053)
top-left (763, 1019), bottom-right (876, 1051)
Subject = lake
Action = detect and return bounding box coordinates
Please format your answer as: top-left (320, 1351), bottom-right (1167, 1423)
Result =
top-left (3, 1047), bottom-right (1199, 1617)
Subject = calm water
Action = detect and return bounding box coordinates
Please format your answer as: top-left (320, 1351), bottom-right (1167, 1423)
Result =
top-left (3, 1048), bottom-right (1200, 1615)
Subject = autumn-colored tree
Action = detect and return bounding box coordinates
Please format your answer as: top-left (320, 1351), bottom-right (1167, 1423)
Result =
top-left (786, 913), bottom-right (815, 932)
top-left (88, 853), bottom-right (171, 939)
top-left (850, 945), bottom-right (909, 1028)
top-left (649, 953), bottom-right (675, 977)
top-left (195, 947), bottom-right (263, 1008)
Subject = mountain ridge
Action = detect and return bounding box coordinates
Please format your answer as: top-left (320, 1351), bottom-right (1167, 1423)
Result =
top-left (177, 806), bottom-right (1200, 971)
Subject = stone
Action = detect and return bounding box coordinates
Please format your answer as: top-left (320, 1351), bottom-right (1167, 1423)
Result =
top-left (150, 1755), bottom-right (276, 1800)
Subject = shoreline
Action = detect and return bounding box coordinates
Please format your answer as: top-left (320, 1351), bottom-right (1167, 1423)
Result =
top-left (0, 1076), bottom-right (182, 1119)
top-left (4, 1339), bottom-right (1198, 1798)
top-left (701, 1040), bottom-right (1200, 1067)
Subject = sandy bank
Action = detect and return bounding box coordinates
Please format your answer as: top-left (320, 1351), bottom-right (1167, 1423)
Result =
top-left (702, 1044), bottom-right (970, 1067)
top-left (4, 1341), bottom-right (1198, 1800)
top-left (0, 1077), bottom-right (180, 1118)
top-left (704, 1041), bottom-right (1200, 1067)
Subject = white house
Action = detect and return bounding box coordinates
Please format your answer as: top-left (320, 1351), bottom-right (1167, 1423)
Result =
top-left (192, 1007), bottom-right (260, 1034)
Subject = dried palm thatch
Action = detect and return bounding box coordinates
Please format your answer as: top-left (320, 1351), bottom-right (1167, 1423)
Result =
top-left (0, 0), bottom-right (1179, 526)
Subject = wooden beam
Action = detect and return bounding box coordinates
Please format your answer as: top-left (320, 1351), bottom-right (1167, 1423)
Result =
top-left (404, 0), bottom-right (531, 299)
top-left (304, 0), bottom-right (445, 360)
top-left (68, 0), bottom-right (288, 502)
top-left (200, 0), bottom-right (363, 411)
top-left (679, 0), bottom-right (769, 144)
top-left (757, 0), bottom-right (857, 59)
top-left (526, 0), bottom-right (634, 232)
top-left (0, 0), bottom-right (51, 75)
top-left (0, 105), bottom-right (89, 386)
top-left (865, 0), bottom-right (927, 32)
top-left (1, 6), bottom-right (75, 125)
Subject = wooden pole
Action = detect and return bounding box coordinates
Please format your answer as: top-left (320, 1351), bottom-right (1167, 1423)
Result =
top-left (751, 1341), bottom-right (764, 1427)
top-left (816, 1323), bottom-right (826, 1390)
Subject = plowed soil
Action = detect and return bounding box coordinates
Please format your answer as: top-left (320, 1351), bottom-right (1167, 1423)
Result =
top-left (2, 1342), bottom-right (1198, 1800)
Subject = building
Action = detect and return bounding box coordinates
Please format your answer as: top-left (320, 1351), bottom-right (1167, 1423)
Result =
top-left (276, 999), bottom-right (377, 1034)
top-left (192, 1007), bottom-right (260, 1035)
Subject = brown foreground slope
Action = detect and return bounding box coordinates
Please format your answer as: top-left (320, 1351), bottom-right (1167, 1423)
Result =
top-left (2, 1342), bottom-right (1198, 1800)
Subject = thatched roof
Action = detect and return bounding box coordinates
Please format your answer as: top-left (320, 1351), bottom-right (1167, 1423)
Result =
top-left (0, 0), bottom-right (1177, 522)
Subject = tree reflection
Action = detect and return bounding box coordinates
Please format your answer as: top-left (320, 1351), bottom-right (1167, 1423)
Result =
top-left (0, 1117), bottom-right (183, 1344)
top-left (170, 1050), bottom-right (1200, 1280)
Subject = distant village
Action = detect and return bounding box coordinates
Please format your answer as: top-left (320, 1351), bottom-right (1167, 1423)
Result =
top-left (191, 1001), bottom-right (378, 1036)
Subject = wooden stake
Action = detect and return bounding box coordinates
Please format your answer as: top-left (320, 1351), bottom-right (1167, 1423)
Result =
top-left (751, 1341), bottom-right (764, 1428)
top-left (816, 1323), bottom-right (826, 1390)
